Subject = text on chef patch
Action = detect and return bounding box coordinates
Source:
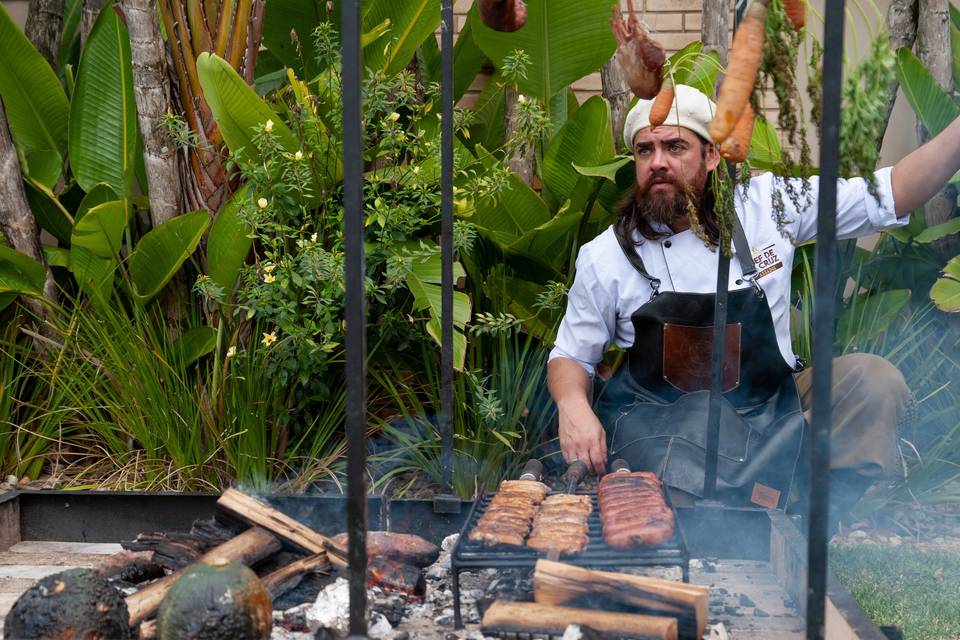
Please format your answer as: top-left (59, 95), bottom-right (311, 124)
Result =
top-left (752, 244), bottom-right (783, 279)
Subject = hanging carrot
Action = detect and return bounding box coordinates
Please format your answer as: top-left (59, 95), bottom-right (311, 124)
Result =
top-left (783, 0), bottom-right (805, 30)
top-left (478, 0), bottom-right (527, 33)
top-left (708, 0), bottom-right (768, 144)
top-left (648, 80), bottom-right (675, 127)
top-left (719, 103), bottom-right (756, 162)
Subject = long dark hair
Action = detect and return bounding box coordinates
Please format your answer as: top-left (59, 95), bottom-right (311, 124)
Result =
top-left (614, 143), bottom-right (721, 246)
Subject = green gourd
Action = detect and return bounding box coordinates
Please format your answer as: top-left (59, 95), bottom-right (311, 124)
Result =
top-left (156, 559), bottom-right (272, 640)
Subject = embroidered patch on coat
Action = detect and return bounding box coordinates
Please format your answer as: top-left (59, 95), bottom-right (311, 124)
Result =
top-left (752, 244), bottom-right (783, 279)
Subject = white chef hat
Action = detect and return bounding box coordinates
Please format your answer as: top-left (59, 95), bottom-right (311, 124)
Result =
top-left (622, 84), bottom-right (717, 149)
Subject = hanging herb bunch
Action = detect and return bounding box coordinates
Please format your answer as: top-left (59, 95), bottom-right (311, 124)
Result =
top-left (756, 0), bottom-right (813, 241)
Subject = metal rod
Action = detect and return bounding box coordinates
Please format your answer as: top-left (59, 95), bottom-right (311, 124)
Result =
top-left (703, 0), bottom-right (746, 500)
top-left (807, 0), bottom-right (846, 637)
top-left (440, 0), bottom-right (455, 495)
top-left (341, 0), bottom-right (367, 635)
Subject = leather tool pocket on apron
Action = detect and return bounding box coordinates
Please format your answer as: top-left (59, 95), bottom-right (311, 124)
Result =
top-left (662, 323), bottom-right (742, 393)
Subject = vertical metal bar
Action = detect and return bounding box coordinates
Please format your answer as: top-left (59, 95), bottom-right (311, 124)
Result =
top-left (807, 0), bottom-right (845, 637)
top-left (703, 0), bottom-right (746, 500)
top-left (341, 0), bottom-right (367, 636)
top-left (440, 0), bottom-right (455, 495)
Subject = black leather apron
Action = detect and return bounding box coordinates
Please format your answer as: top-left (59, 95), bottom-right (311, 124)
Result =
top-left (595, 222), bottom-right (805, 508)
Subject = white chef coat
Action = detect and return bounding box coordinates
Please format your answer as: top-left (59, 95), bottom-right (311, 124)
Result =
top-left (550, 167), bottom-right (908, 376)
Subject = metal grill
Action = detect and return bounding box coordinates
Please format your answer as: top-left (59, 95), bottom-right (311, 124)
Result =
top-left (450, 491), bottom-right (690, 628)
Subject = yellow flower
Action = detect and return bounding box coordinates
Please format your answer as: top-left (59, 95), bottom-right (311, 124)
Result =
top-left (294, 150), bottom-right (303, 161)
top-left (257, 197), bottom-right (269, 210)
top-left (412, 166), bottom-right (420, 175)
top-left (263, 264), bottom-right (276, 274)
top-left (226, 346), bottom-right (237, 358)
top-left (517, 94), bottom-right (527, 104)
top-left (261, 332), bottom-right (277, 346)
top-left (388, 112), bottom-right (400, 122)
top-left (263, 273), bottom-right (276, 284)
top-left (264, 119), bottom-right (274, 132)
top-left (310, 232), bottom-right (318, 243)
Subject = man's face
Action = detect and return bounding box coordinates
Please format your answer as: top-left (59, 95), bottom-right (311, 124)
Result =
top-left (631, 126), bottom-right (720, 229)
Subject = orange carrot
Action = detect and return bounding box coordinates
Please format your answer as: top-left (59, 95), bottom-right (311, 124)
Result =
top-left (719, 103), bottom-right (756, 162)
top-left (708, 0), bottom-right (767, 144)
top-left (648, 80), bottom-right (675, 127)
top-left (784, 0), bottom-right (805, 30)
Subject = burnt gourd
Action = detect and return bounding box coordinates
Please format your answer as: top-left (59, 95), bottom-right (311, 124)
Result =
top-left (155, 559), bottom-right (272, 640)
top-left (4, 568), bottom-right (132, 640)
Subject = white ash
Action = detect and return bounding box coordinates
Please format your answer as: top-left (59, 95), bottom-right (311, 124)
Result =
top-left (562, 625), bottom-right (585, 640)
top-left (305, 577), bottom-right (352, 635)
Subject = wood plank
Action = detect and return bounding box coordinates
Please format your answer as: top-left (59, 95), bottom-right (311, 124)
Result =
top-left (8, 541), bottom-right (123, 555)
top-left (482, 600), bottom-right (678, 639)
top-left (0, 552), bottom-right (107, 567)
top-left (0, 565), bottom-right (85, 580)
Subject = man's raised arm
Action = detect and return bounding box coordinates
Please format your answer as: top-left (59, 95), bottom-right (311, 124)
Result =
top-left (547, 356), bottom-right (608, 475)
top-left (891, 116), bottom-right (960, 216)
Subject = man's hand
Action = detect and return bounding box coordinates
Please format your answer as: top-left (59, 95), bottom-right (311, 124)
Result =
top-left (557, 401), bottom-right (608, 476)
top-left (548, 356), bottom-right (608, 476)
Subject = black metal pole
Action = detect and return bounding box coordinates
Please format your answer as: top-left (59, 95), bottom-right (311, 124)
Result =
top-left (703, 0), bottom-right (746, 501)
top-left (342, 0), bottom-right (367, 636)
top-left (440, 0), bottom-right (455, 496)
top-left (807, 0), bottom-right (845, 637)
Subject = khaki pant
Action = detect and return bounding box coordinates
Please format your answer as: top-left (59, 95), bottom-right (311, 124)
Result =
top-left (794, 353), bottom-right (915, 478)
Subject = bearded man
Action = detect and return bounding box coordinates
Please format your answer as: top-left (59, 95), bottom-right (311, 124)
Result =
top-left (547, 84), bottom-right (960, 526)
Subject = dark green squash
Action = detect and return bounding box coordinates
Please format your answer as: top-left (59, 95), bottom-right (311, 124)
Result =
top-left (155, 559), bottom-right (272, 640)
top-left (4, 567), bottom-right (132, 640)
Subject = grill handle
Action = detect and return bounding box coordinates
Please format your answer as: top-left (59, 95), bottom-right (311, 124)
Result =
top-left (518, 458), bottom-right (544, 481)
top-left (610, 458), bottom-right (631, 473)
top-left (563, 460), bottom-right (588, 492)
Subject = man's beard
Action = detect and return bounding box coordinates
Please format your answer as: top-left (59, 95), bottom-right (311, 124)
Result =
top-left (635, 163), bottom-right (707, 230)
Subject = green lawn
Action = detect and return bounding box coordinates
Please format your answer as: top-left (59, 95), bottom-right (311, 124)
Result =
top-left (830, 544), bottom-right (960, 640)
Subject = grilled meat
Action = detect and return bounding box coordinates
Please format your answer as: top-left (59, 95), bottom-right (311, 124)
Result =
top-left (525, 493), bottom-right (592, 556)
top-left (468, 480), bottom-right (549, 547)
top-left (599, 472), bottom-right (675, 548)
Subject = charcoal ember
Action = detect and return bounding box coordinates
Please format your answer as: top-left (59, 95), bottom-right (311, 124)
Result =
top-left (371, 593), bottom-right (406, 626)
top-left (484, 567), bottom-right (534, 602)
top-left (271, 571), bottom-right (328, 611)
top-left (4, 568), bottom-right (132, 640)
top-left (97, 550), bottom-right (165, 584)
top-left (367, 556), bottom-right (425, 596)
top-left (478, 0), bottom-right (526, 32)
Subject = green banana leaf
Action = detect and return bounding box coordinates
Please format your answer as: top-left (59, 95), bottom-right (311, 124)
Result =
top-left (262, 0), bottom-right (335, 74)
top-left (450, 12), bottom-right (487, 103)
top-left (0, 5), bottom-right (69, 172)
top-left (24, 179), bottom-right (74, 245)
top-left (71, 200), bottom-right (127, 258)
top-left (471, 0), bottom-right (617, 108)
top-left (57, 0), bottom-right (82, 72)
top-left (573, 156), bottom-right (633, 183)
top-left (363, 0), bottom-right (441, 77)
top-left (401, 248), bottom-right (470, 370)
top-left (207, 185), bottom-right (254, 294)
top-left (896, 47), bottom-right (960, 138)
top-left (914, 218), bottom-right (960, 244)
top-left (747, 114), bottom-right (782, 170)
top-left (68, 244), bottom-right (115, 306)
top-left (128, 210), bottom-right (210, 303)
top-left (500, 275), bottom-right (561, 344)
top-left (472, 173), bottom-right (551, 242)
top-left (42, 245), bottom-right (70, 268)
top-left (0, 245), bottom-right (46, 297)
top-left (541, 96), bottom-right (615, 211)
top-left (468, 73), bottom-right (507, 152)
top-left (76, 183), bottom-right (119, 222)
top-left (931, 255), bottom-right (960, 312)
top-left (68, 8), bottom-right (138, 198)
top-left (836, 289), bottom-right (911, 347)
top-left (24, 149), bottom-right (63, 190)
top-left (169, 327), bottom-right (217, 367)
top-left (505, 204), bottom-right (584, 274)
top-left (951, 22), bottom-right (960, 92)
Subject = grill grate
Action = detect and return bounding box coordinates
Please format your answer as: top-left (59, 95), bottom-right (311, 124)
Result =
top-left (450, 490), bottom-right (690, 629)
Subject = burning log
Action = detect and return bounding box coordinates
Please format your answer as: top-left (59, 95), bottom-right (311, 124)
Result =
top-left (533, 559), bottom-right (708, 640)
top-left (367, 556), bottom-right (425, 596)
top-left (331, 531), bottom-right (440, 567)
top-left (5, 568), bottom-right (133, 640)
top-left (481, 600), bottom-right (678, 640)
top-left (217, 488), bottom-right (348, 569)
top-left (259, 553), bottom-right (332, 599)
top-left (97, 550), bottom-right (166, 584)
top-left (126, 526), bottom-right (282, 626)
top-left (122, 518), bottom-right (238, 571)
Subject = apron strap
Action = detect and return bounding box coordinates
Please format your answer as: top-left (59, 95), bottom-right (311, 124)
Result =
top-left (613, 215), bottom-right (759, 297)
